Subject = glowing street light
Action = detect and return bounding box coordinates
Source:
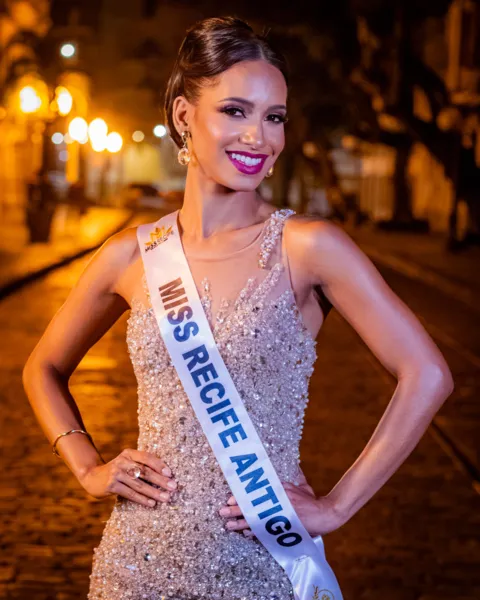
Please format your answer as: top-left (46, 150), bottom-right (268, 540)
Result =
top-left (60, 43), bottom-right (76, 58)
top-left (91, 137), bottom-right (107, 152)
top-left (88, 118), bottom-right (108, 152)
top-left (55, 86), bottom-right (73, 116)
top-left (106, 132), bottom-right (123, 153)
top-left (153, 124), bottom-right (166, 138)
top-left (88, 118), bottom-right (108, 140)
top-left (68, 117), bottom-right (88, 142)
top-left (132, 130), bottom-right (145, 142)
top-left (20, 86), bottom-right (42, 113)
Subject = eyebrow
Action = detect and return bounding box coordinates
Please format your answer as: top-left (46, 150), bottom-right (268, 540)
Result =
top-left (218, 97), bottom-right (287, 111)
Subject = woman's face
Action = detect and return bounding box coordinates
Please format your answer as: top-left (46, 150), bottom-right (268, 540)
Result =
top-left (183, 59), bottom-right (288, 191)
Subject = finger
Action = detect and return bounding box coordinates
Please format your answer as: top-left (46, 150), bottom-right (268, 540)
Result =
top-left (119, 457), bottom-right (177, 492)
top-left (112, 480), bottom-right (157, 508)
top-left (219, 504), bottom-right (243, 518)
top-left (243, 529), bottom-right (256, 538)
top-left (117, 470), bottom-right (171, 503)
top-left (225, 518), bottom-right (249, 531)
top-left (227, 495), bottom-right (237, 505)
top-left (122, 449), bottom-right (173, 477)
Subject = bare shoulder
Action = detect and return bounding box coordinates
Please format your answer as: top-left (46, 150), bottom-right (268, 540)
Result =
top-left (79, 225), bottom-right (141, 293)
top-left (100, 224), bottom-right (140, 263)
top-left (284, 214), bottom-right (363, 285)
top-left (284, 213), bottom-right (352, 249)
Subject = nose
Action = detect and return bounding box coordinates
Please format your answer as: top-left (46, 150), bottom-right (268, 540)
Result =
top-left (239, 121), bottom-right (266, 149)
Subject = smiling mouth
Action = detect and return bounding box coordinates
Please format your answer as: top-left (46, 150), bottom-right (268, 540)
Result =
top-left (226, 151), bottom-right (269, 175)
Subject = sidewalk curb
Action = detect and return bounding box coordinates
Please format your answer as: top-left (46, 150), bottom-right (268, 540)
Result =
top-left (357, 242), bottom-right (479, 316)
top-left (0, 212), bottom-right (135, 301)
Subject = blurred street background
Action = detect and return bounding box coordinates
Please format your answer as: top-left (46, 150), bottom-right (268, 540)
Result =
top-left (0, 0), bottom-right (479, 599)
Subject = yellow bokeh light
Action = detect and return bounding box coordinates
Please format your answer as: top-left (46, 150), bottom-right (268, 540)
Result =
top-left (20, 86), bottom-right (42, 113)
top-left (132, 130), bottom-right (145, 142)
top-left (89, 119), bottom-right (108, 152)
top-left (68, 117), bottom-right (88, 142)
top-left (153, 124), bottom-right (166, 138)
top-left (91, 137), bottom-right (107, 152)
top-left (56, 87), bottom-right (73, 116)
top-left (88, 118), bottom-right (108, 140)
top-left (106, 132), bottom-right (123, 153)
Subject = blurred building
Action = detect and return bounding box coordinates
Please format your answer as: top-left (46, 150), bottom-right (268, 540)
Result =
top-left (0, 1), bottom-right (98, 212)
top-left (44, 2), bottom-right (97, 192)
top-left (83, 0), bottom-right (199, 200)
top-left (0, 0), bottom-right (194, 216)
top-left (0, 0), bottom-right (52, 213)
top-left (408, 0), bottom-right (480, 238)
top-left (351, 0), bottom-right (480, 240)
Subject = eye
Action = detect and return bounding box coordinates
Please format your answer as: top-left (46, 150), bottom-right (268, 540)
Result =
top-left (267, 114), bottom-right (288, 124)
top-left (220, 106), bottom-right (245, 118)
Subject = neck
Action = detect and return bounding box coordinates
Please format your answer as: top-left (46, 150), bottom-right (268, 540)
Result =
top-left (178, 167), bottom-right (265, 243)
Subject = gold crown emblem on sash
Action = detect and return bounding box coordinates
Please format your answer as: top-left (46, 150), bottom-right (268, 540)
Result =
top-left (145, 225), bottom-right (173, 252)
top-left (312, 586), bottom-right (334, 600)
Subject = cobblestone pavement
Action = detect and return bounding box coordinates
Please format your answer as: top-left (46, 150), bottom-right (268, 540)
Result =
top-left (0, 231), bottom-right (479, 599)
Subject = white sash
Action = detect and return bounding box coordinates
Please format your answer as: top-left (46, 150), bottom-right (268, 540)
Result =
top-left (137, 210), bottom-right (343, 600)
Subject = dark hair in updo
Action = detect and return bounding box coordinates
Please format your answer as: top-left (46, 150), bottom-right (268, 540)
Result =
top-left (164, 16), bottom-right (289, 148)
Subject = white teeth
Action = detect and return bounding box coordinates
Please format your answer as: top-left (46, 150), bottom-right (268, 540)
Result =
top-left (231, 153), bottom-right (262, 166)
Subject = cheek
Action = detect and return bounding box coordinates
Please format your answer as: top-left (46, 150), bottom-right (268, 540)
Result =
top-left (270, 128), bottom-right (285, 154)
top-left (197, 114), bottom-right (234, 151)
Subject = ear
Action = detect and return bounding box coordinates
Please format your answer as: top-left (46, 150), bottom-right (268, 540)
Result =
top-left (172, 95), bottom-right (192, 139)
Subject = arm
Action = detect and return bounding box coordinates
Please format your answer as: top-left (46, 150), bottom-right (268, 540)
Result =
top-left (291, 217), bottom-right (454, 526)
top-left (22, 227), bottom-right (138, 483)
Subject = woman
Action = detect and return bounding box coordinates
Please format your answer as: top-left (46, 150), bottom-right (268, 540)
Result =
top-left (23, 16), bottom-right (454, 600)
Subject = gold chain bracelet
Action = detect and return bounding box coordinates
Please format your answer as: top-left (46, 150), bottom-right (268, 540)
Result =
top-left (52, 429), bottom-right (93, 457)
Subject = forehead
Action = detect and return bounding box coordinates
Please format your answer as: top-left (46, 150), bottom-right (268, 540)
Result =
top-left (201, 60), bottom-right (287, 106)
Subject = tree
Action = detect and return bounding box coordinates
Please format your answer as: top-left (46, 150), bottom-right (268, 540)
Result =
top-left (350, 0), bottom-right (480, 239)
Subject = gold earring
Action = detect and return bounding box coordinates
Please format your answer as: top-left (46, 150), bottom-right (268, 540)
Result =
top-left (177, 130), bottom-right (191, 166)
top-left (265, 165), bottom-right (274, 178)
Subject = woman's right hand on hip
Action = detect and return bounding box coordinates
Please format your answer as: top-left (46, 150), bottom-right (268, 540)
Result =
top-left (78, 448), bottom-right (177, 508)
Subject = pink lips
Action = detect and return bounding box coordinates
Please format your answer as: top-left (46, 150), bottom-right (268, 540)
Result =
top-left (226, 151), bottom-right (269, 175)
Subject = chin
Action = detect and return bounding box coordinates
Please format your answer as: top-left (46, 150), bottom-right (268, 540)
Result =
top-left (223, 178), bottom-right (260, 192)
top-left (215, 170), bottom-right (263, 192)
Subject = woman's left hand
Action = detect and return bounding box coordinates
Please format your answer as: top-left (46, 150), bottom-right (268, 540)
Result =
top-left (218, 469), bottom-right (344, 538)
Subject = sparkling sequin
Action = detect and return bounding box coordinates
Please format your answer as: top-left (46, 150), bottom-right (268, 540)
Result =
top-left (258, 209), bottom-right (295, 269)
top-left (88, 209), bottom-right (317, 600)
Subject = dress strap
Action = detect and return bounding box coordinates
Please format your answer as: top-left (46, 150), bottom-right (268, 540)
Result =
top-left (258, 208), bottom-right (296, 269)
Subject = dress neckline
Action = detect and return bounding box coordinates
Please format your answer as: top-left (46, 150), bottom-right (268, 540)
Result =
top-left (174, 208), bottom-right (280, 262)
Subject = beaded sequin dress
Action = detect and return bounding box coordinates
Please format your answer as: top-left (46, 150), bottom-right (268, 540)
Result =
top-left (88, 209), bottom-right (318, 600)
